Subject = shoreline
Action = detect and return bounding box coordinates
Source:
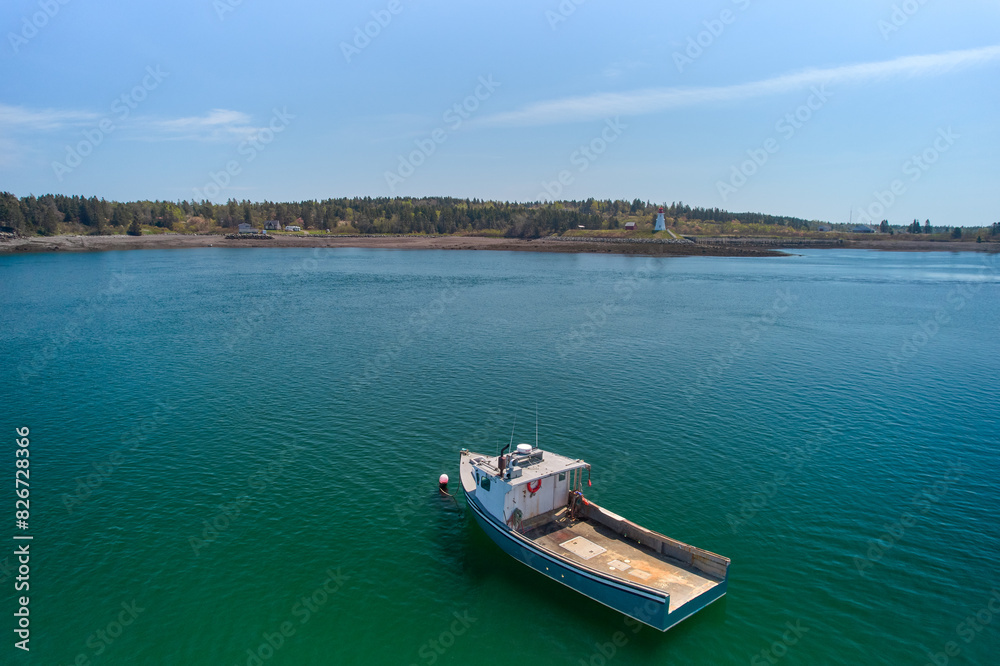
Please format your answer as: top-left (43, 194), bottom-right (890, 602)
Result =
top-left (1, 233), bottom-right (997, 257)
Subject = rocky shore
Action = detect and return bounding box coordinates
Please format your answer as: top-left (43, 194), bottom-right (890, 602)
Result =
top-left (1, 232), bottom-right (995, 257)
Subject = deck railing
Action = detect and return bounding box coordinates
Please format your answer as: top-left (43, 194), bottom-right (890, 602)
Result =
top-left (582, 502), bottom-right (730, 580)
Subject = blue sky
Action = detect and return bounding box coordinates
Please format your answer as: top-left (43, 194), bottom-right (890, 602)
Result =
top-left (1, 0), bottom-right (998, 225)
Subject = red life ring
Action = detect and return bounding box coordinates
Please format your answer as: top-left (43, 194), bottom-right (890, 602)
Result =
top-left (526, 479), bottom-right (542, 494)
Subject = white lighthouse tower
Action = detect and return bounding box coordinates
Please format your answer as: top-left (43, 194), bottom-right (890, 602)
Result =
top-left (655, 207), bottom-right (666, 232)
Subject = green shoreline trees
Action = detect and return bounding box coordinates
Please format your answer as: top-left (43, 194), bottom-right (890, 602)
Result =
top-left (0, 192), bottom-right (992, 240)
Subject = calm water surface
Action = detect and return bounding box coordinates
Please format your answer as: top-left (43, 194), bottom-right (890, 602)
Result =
top-left (1, 247), bottom-right (998, 665)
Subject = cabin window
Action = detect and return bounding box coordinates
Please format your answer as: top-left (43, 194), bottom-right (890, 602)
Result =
top-left (558, 472), bottom-right (566, 481)
top-left (480, 476), bottom-right (491, 491)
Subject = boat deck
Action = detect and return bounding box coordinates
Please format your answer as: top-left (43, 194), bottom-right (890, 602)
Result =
top-left (524, 510), bottom-right (722, 611)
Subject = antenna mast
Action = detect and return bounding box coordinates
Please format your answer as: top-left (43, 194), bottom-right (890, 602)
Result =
top-left (534, 402), bottom-right (538, 449)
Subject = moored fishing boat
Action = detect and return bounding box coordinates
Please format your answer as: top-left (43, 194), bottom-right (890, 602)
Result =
top-left (459, 443), bottom-right (730, 631)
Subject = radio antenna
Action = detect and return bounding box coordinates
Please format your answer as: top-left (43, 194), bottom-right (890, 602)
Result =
top-left (508, 413), bottom-right (517, 449)
top-left (534, 402), bottom-right (538, 449)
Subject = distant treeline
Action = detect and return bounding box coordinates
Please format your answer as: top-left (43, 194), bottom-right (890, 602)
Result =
top-left (0, 192), bottom-right (831, 238)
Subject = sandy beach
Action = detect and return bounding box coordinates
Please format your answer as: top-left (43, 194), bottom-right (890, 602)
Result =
top-left (1, 233), bottom-right (996, 257)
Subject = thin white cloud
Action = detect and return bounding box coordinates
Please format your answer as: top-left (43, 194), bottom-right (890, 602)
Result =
top-left (141, 108), bottom-right (263, 141)
top-left (479, 45), bottom-right (1000, 127)
top-left (0, 103), bottom-right (99, 131)
top-left (0, 102), bottom-right (265, 142)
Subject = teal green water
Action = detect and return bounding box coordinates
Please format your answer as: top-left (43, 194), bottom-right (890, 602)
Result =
top-left (2, 247), bottom-right (998, 665)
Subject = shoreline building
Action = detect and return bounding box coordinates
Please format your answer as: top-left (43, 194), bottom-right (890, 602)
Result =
top-left (655, 207), bottom-right (666, 232)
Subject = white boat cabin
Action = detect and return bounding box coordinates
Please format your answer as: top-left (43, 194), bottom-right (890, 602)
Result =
top-left (467, 444), bottom-right (590, 530)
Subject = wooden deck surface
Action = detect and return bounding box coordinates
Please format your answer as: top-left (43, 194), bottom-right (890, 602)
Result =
top-left (525, 511), bottom-right (722, 611)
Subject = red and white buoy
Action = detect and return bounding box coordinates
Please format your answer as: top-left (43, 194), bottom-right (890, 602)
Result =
top-left (438, 474), bottom-right (449, 493)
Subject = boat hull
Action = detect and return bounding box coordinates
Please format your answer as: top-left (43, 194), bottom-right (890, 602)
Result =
top-left (464, 488), bottom-right (726, 631)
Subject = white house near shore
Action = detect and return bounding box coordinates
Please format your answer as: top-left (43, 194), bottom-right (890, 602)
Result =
top-left (285, 225), bottom-right (302, 232)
